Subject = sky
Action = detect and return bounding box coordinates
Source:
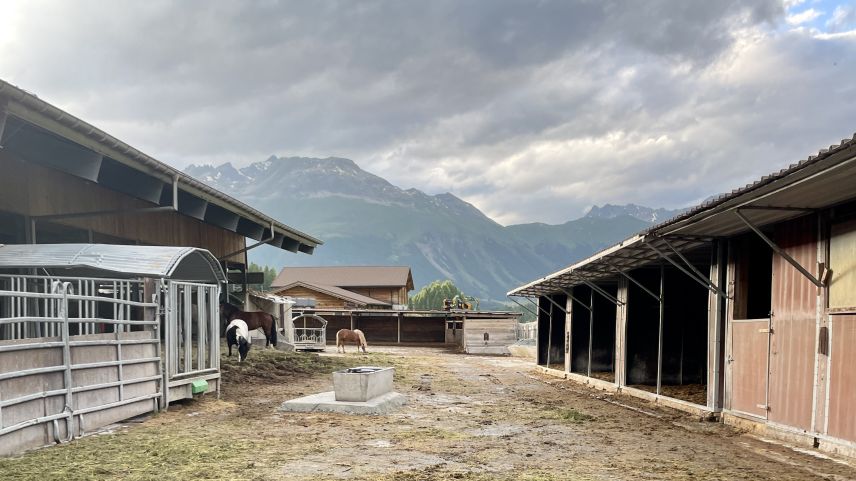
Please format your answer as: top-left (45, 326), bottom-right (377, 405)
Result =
top-left (1, 0), bottom-right (855, 225)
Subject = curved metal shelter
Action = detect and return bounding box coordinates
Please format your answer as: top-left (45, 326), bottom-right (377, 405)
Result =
top-left (0, 244), bottom-right (226, 283)
top-left (0, 243), bottom-right (225, 455)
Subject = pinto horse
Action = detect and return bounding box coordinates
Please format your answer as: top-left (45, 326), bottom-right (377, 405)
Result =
top-left (220, 302), bottom-right (278, 348)
top-left (336, 329), bottom-right (368, 353)
top-left (225, 319), bottom-right (251, 362)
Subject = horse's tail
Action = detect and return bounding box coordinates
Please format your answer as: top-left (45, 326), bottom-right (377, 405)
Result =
top-left (269, 314), bottom-right (278, 347)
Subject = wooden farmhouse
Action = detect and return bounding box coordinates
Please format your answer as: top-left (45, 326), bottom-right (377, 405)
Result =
top-left (510, 132), bottom-right (856, 458)
top-left (270, 266), bottom-right (414, 310)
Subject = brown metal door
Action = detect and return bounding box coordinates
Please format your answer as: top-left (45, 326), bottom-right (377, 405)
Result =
top-left (767, 217), bottom-right (817, 431)
top-left (827, 315), bottom-right (856, 442)
top-left (730, 319), bottom-right (770, 418)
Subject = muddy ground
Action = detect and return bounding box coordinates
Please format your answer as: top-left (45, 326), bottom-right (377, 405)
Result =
top-left (1, 345), bottom-right (855, 480)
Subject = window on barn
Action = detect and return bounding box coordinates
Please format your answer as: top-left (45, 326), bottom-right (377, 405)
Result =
top-left (732, 233), bottom-right (773, 320)
top-left (830, 219), bottom-right (856, 309)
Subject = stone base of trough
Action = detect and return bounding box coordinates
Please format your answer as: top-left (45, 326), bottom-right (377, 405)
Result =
top-left (279, 391), bottom-right (406, 415)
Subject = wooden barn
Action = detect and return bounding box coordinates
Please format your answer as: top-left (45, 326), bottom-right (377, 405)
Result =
top-left (0, 78), bottom-right (320, 304)
top-left (0, 79), bottom-right (321, 455)
top-left (292, 304), bottom-right (520, 353)
top-left (270, 266), bottom-right (414, 309)
top-left (509, 132), bottom-right (856, 457)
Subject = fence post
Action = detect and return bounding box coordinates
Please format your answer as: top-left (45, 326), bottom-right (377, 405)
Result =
top-left (58, 281), bottom-right (74, 441)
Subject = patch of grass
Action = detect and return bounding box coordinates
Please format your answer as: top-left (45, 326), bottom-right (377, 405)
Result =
top-left (377, 468), bottom-right (577, 481)
top-left (220, 347), bottom-right (353, 383)
top-left (546, 407), bottom-right (594, 423)
top-left (0, 427), bottom-right (250, 481)
top-left (392, 426), bottom-right (469, 442)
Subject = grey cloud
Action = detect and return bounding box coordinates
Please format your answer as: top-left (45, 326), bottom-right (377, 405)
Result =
top-left (3, 0), bottom-right (852, 226)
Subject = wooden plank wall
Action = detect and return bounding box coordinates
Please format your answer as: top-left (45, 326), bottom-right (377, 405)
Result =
top-left (275, 287), bottom-right (348, 310)
top-left (347, 287), bottom-right (406, 305)
top-left (463, 317), bottom-right (516, 354)
top-left (400, 317), bottom-right (445, 343)
top-left (0, 152), bottom-right (245, 262)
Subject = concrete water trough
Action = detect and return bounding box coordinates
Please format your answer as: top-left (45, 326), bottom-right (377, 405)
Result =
top-left (333, 366), bottom-right (395, 402)
top-left (280, 366), bottom-right (405, 415)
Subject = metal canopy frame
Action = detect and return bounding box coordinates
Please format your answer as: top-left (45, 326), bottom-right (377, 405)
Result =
top-left (735, 209), bottom-right (824, 288)
top-left (560, 287), bottom-right (592, 312)
top-left (645, 241), bottom-right (727, 299)
top-left (506, 296), bottom-right (538, 319)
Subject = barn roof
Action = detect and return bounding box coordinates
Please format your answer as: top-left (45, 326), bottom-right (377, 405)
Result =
top-left (0, 243), bottom-right (226, 283)
top-left (509, 131), bottom-right (856, 298)
top-left (273, 280), bottom-right (391, 307)
top-left (0, 78), bottom-right (322, 255)
top-left (271, 266), bottom-right (414, 291)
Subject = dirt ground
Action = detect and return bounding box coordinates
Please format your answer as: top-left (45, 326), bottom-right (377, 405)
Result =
top-left (2, 345), bottom-right (856, 481)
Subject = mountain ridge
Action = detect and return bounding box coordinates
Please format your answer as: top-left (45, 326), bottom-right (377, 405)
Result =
top-left (185, 156), bottom-right (665, 301)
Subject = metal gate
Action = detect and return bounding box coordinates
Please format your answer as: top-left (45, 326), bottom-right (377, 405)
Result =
top-left (0, 274), bottom-right (161, 451)
top-left (163, 281), bottom-right (220, 404)
top-left (292, 314), bottom-right (327, 351)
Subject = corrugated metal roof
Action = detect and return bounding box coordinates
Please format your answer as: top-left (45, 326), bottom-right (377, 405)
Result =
top-left (509, 131), bottom-right (856, 297)
top-left (646, 132), bottom-right (856, 237)
top-left (0, 244), bottom-right (226, 282)
top-left (0, 78), bottom-right (322, 252)
top-left (271, 266), bottom-right (414, 290)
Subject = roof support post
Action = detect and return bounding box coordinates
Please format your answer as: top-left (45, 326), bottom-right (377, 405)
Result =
top-left (657, 263), bottom-right (665, 396)
top-left (219, 223), bottom-right (275, 261)
top-left (608, 266), bottom-right (660, 302)
top-left (559, 287), bottom-right (592, 312)
top-left (588, 288), bottom-right (594, 378)
top-left (580, 279), bottom-right (623, 306)
top-left (735, 210), bottom-right (824, 288)
top-left (645, 241), bottom-right (728, 298)
top-left (660, 237), bottom-right (729, 299)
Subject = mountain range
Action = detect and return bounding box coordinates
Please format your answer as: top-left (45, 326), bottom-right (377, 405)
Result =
top-left (185, 156), bottom-right (683, 303)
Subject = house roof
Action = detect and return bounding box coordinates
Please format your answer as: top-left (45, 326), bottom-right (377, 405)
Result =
top-left (0, 243), bottom-right (226, 283)
top-left (273, 280), bottom-right (391, 306)
top-left (271, 266), bottom-right (414, 290)
top-left (509, 131), bottom-right (856, 298)
top-left (0, 78), bottom-right (322, 255)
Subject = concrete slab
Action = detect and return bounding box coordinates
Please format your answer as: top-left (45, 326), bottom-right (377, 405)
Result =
top-left (279, 391), bottom-right (406, 415)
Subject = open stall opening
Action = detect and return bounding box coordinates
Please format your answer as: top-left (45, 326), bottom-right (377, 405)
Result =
top-left (625, 246), bottom-right (713, 405)
top-left (659, 261), bottom-right (710, 405)
top-left (570, 286), bottom-right (592, 376)
top-left (590, 282), bottom-right (617, 382)
top-left (569, 283), bottom-right (616, 382)
top-left (625, 267), bottom-right (662, 393)
top-left (537, 294), bottom-right (566, 370)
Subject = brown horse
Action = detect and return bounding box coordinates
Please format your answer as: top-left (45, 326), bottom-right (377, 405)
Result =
top-left (220, 302), bottom-right (278, 348)
top-left (336, 329), bottom-right (367, 353)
